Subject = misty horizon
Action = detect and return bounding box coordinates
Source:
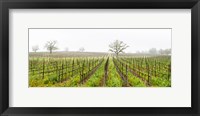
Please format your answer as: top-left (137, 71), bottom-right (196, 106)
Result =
top-left (29, 28), bottom-right (171, 53)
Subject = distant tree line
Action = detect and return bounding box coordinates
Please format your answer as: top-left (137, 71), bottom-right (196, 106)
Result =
top-left (32, 40), bottom-right (86, 54)
top-left (32, 39), bottom-right (171, 55)
top-left (136, 48), bottom-right (171, 55)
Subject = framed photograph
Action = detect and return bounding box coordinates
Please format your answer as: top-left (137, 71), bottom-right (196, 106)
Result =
top-left (0, 0), bottom-right (199, 116)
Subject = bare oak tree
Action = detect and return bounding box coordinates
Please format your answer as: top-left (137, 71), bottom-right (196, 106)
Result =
top-left (65, 47), bottom-right (69, 52)
top-left (159, 48), bottom-right (171, 55)
top-left (164, 48), bottom-right (171, 55)
top-left (109, 40), bottom-right (129, 56)
top-left (79, 47), bottom-right (85, 52)
top-left (32, 45), bottom-right (39, 52)
top-left (148, 48), bottom-right (157, 54)
top-left (44, 40), bottom-right (58, 54)
top-left (159, 49), bottom-right (164, 55)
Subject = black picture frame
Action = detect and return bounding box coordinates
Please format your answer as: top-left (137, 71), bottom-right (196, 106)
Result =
top-left (0, 0), bottom-right (199, 116)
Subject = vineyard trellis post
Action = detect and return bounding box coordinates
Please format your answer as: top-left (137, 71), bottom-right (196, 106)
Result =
top-left (104, 58), bottom-right (109, 86)
top-left (146, 62), bottom-right (150, 86)
top-left (81, 62), bottom-right (85, 85)
top-left (62, 63), bottom-right (64, 82)
top-left (138, 62), bottom-right (140, 77)
top-left (79, 63), bottom-right (82, 85)
top-left (89, 61), bottom-right (91, 71)
top-left (42, 58), bottom-right (45, 79)
top-left (72, 59), bottom-right (74, 77)
top-left (59, 64), bottom-right (61, 83)
top-left (56, 62), bottom-right (59, 82)
top-left (32, 60), bottom-right (35, 75)
top-left (154, 60), bottom-right (156, 77)
top-left (168, 63), bottom-right (171, 80)
top-left (66, 62), bottom-right (68, 81)
top-left (126, 64), bottom-right (128, 87)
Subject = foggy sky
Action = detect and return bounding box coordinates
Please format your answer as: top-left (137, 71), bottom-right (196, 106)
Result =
top-left (29, 28), bottom-right (171, 53)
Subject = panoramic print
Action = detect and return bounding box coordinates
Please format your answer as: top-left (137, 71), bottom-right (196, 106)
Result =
top-left (29, 28), bottom-right (171, 87)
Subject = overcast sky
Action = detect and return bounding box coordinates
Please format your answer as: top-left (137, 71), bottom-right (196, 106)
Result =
top-left (29, 29), bottom-right (171, 53)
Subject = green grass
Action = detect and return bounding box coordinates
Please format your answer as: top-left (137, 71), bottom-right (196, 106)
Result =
top-left (106, 58), bottom-right (123, 87)
top-left (82, 60), bottom-right (105, 87)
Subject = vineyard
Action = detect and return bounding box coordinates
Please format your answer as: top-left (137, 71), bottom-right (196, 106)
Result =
top-left (29, 53), bottom-right (171, 87)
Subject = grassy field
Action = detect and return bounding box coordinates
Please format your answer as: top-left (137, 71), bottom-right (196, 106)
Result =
top-left (29, 52), bottom-right (171, 87)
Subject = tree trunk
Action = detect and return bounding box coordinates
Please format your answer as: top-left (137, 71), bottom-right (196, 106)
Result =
top-left (50, 49), bottom-right (52, 54)
top-left (116, 53), bottom-right (119, 57)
